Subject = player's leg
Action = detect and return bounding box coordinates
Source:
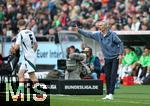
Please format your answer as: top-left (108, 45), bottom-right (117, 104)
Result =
top-left (28, 72), bottom-right (39, 85)
top-left (12, 61), bottom-right (26, 99)
top-left (17, 69), bottom-right (25, 93)
top-left (25, 56), bottom-right (47, 98)
top-left (25, 57), bottom-right (40, 87)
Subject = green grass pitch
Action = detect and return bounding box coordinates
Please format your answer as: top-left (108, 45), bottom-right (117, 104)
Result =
top-left (50, 85), bottom-right (150, 106)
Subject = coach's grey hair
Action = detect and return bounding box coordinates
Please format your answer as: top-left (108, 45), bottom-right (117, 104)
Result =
top-left (102, 20), bottom-right (109, 28)
top-left (96, 20), bottom-right (109, 29)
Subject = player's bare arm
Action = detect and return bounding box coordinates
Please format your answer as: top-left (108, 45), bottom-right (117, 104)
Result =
top-left (10, 44), bottom-right (20, 54)
top-left (33, 42), bottom-right (38, 52)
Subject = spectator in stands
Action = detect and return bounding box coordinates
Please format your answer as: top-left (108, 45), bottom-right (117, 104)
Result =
top-left (140, 24), bottom-right (148, 30)
top-left (139, 17), bottom-right (150, 30)
top-left (28, 18), bottom-right (38, 36)
top-left (126, 16), bottom-right (132, 30)
top-left (68, 0), bottom-right (80, 20)
top-left (51, 15), bottom-right (61, 29)
top-left (82, 47), bottom-right (101, 79)
top-left (75, 20), bottom-right (124, 100)
top-left (0, 0), bottom-right (150, 37)
top-left (46, 28), bottom-right (56, 41)
top-left (131, 16), bottom-right (141, 31)
top-left (123, 24), bottom-right (131, 31)
top-left (42, 18), bottom-right (51, 35)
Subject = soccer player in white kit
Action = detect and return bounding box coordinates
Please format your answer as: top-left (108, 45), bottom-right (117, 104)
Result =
top-left (11, 19), bottom-right (39, 99)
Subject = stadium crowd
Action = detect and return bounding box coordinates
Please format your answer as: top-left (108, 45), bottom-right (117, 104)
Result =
top-left (0, 0), bottom-right (150, 37)
top-left (0, 0), bottom-right (149, 85)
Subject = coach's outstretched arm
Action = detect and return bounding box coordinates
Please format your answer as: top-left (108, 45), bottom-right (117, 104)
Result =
top-left (75, 25), bottom-right (100, 41)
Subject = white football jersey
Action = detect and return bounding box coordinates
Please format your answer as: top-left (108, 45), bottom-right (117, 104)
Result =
top-left (16, 29), bottom-right (37, 58)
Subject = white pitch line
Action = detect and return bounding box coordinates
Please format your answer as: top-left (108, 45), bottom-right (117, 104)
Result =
top-left (51, 96), bottom-right (150, 105)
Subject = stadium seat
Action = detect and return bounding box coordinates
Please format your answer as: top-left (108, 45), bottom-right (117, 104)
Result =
top-left (123, 76), bottom-right (134, 86)
top-left (99, 73), bottom-right (106, 83)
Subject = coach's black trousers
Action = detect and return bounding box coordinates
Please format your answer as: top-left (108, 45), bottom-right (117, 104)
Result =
top-left (103, 58), bottom-right (119, 94)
